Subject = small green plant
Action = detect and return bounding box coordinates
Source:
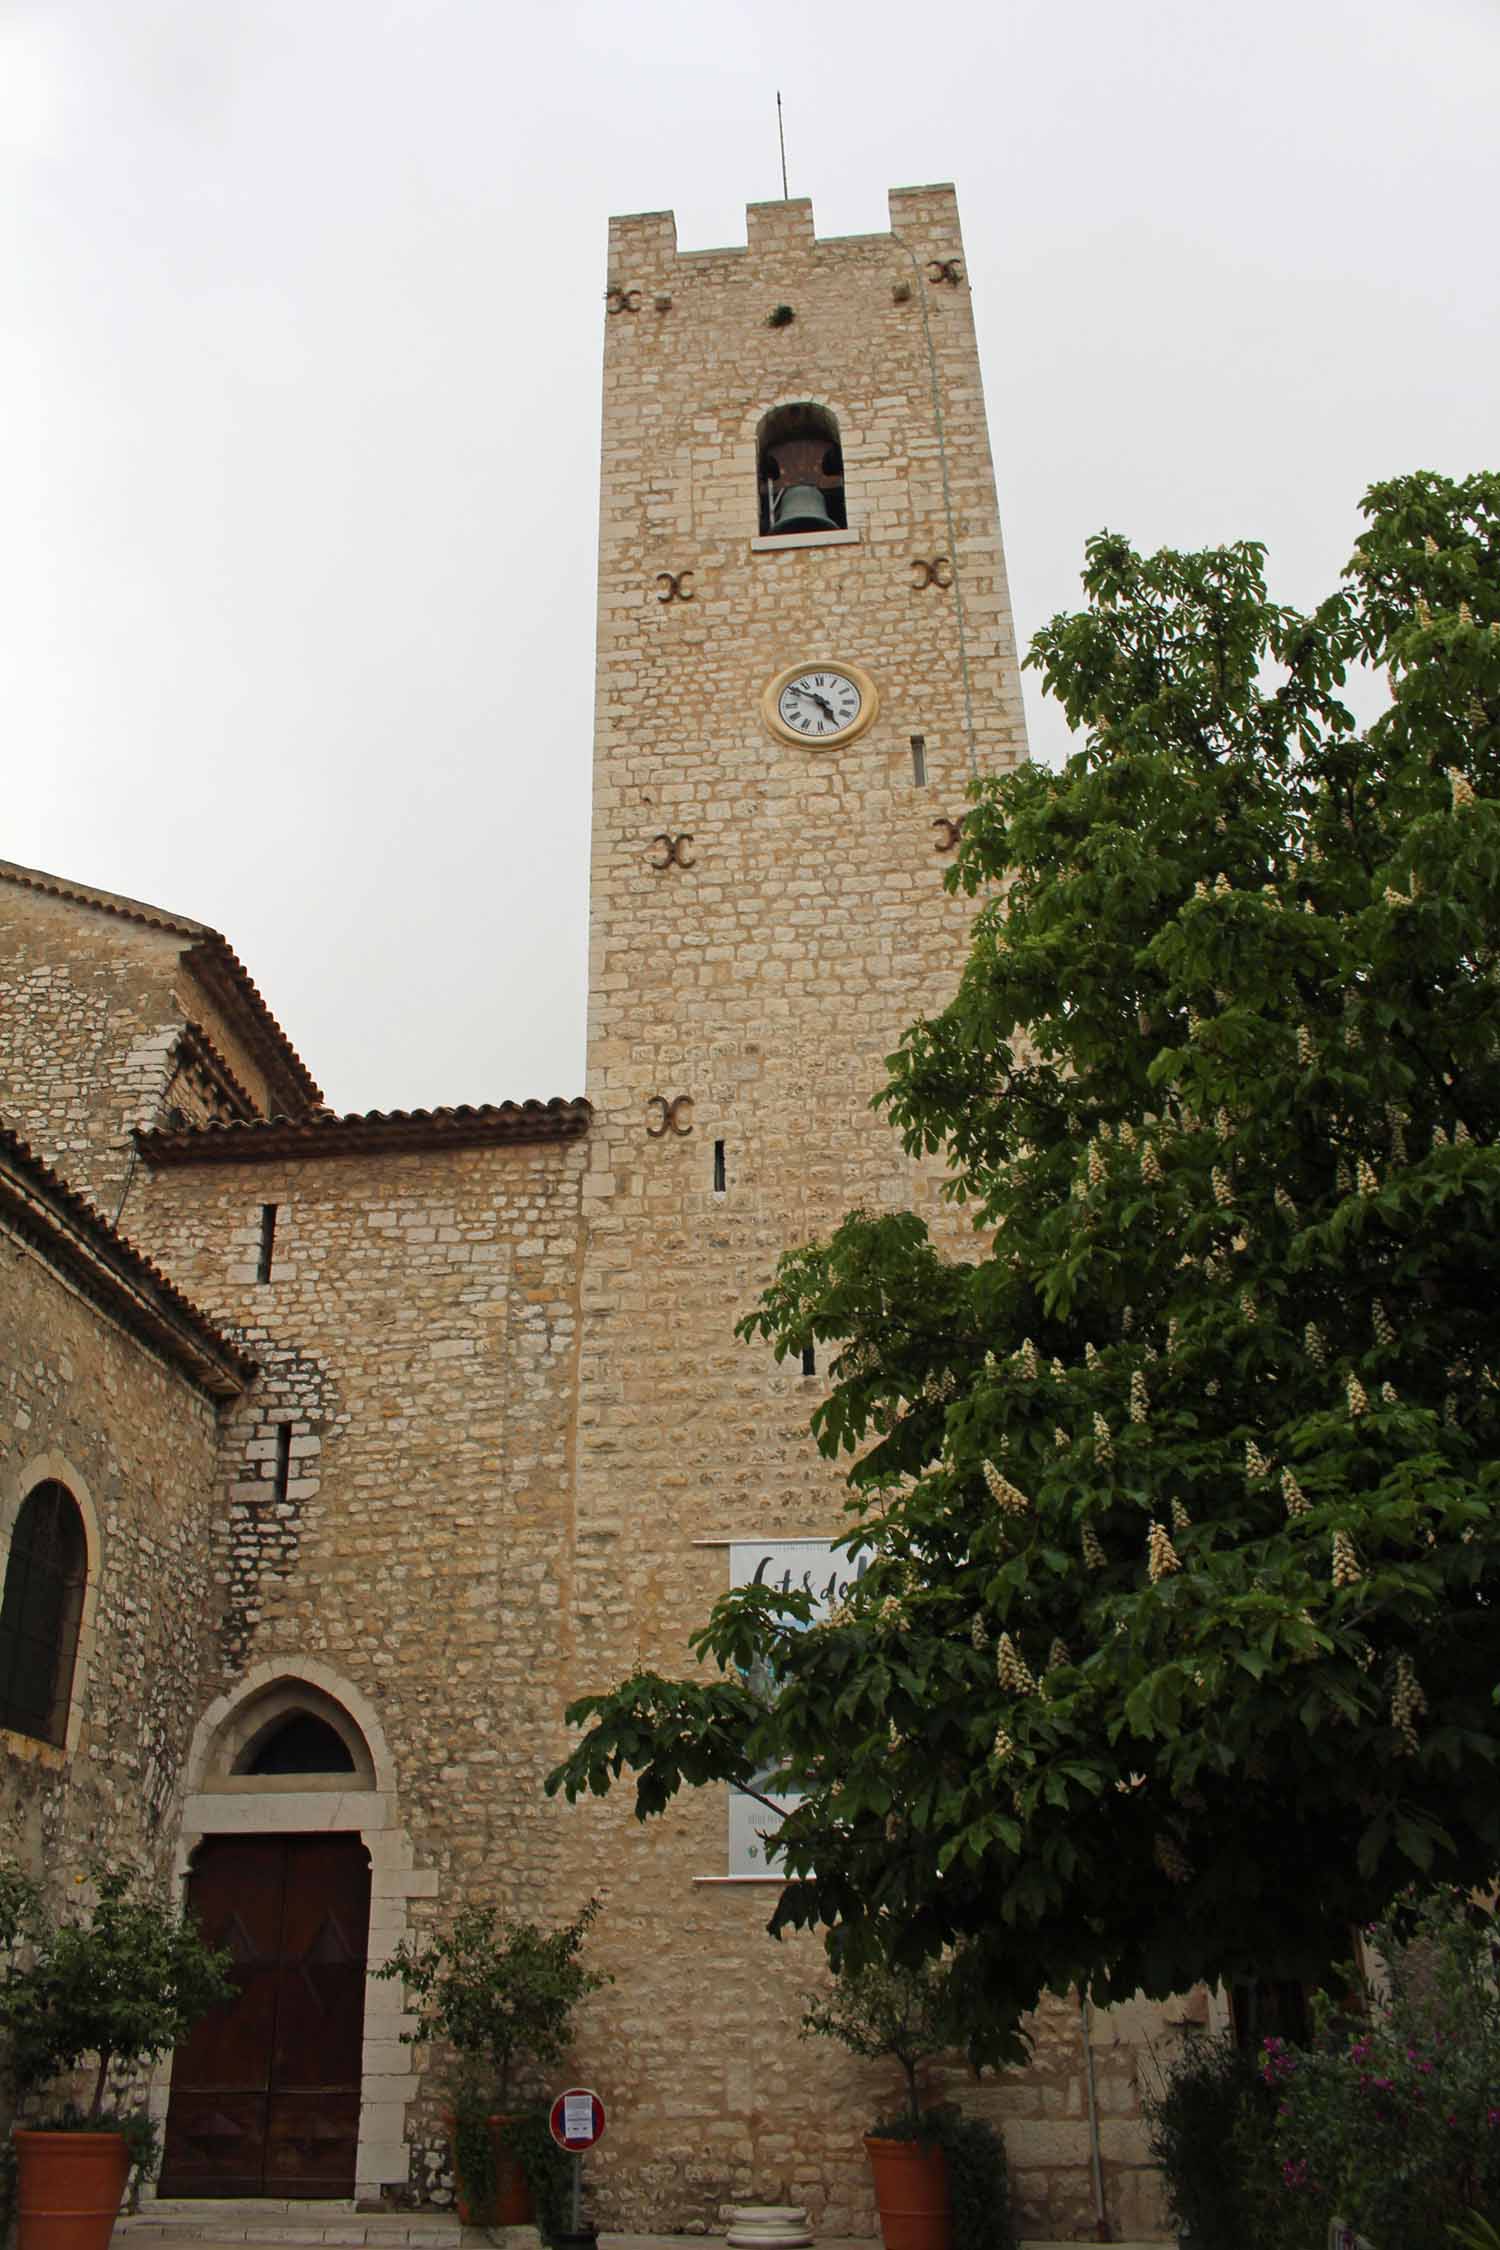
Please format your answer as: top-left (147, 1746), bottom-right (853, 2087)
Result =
top-left (1449, 2218), bottom-right (1500, 2250)
top-left (0, 1861), bottom-right (233, 2127)
top-left (376, 1896), bottom-right (607, 2111)
top-left (502, 2107), bottom-right (575, 2244)
top-left (442, 2088), bottom-right (575, 2236)
top-left (1141, 2028), bottom-right (1272, 2250)
top-left (924, 2109), bottom-right (1014, 2250)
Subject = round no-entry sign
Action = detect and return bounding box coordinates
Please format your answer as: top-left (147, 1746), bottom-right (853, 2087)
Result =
top-left (549, 2088), bottom-right (606, 2152)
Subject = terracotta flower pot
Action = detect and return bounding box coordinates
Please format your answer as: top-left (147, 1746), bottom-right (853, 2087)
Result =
top-left (14, 2130), bottom-right (132, 2250)
top-left (863, 2133), bottom-right (951, 2250)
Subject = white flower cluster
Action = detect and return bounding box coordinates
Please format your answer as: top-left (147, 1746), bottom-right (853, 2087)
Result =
top-left (1147, 1522), bottom-right (1182, 1581)
top-left (1245, 1438), bottom-right (1271, 1479)
top-left (1171, 1497), bottom-right (1192, 1533)
top-left (1130, 1370), bottom-right (1149, 1424)
top-left (983, 1461), bottom-right (1031, 1515)
top-left (1054, 1426), bottom-right (1072, 1450)
top-left (1297, 1024), bottom-right (1315, 1067)
top-left (1347, 1373), bottom-right (1369, 1418)
top-left (1082, 1527), bottom-right (1107, 1570)
top-left (996, 1632), bottom-right (1037, 1696)
top-left (1015, 1337), bottom-right (1040, 1380)
top-left (1141, 1141), bottom-right (1163, 1184)
top-left (1371, 1299), bottom-right (1395, 1347)
top-left (970, 1614), bottom-right (989, 1650)
top-left (1332, 1529), bottom-right (1362, 1587)
top-left (1212, 1165), bottom-right (1233, 1208)
top-left (1046, 1638), bottom-right (1072, 1673)
top-left (1085, 1341), bottom-right (1101, 1372)
top-left (1391, 1654), bottom-right (1426, 1757)
top-left (1356, 1156), bottom-right (1380, 1196)
top-left (1305, 1322), bottom-right (1328, 1365)
top-left (1274, 1185), bottom-right (1297, 1222)
top-left (1281, 1467), bottom-right (1310, 1516)
top-left (1093, 1413), bottom-right (1114, 1465)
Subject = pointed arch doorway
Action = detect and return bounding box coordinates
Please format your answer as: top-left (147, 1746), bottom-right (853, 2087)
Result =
top-left (160, 1680), bottom-right (385, 2200)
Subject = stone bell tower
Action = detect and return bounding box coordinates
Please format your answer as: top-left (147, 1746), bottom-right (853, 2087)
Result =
top-left (562, 187), bottom-right (1029, 2227)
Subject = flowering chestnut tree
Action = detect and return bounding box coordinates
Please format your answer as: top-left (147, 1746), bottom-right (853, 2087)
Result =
top-left (549, 471), bottom-right (1500, 2066)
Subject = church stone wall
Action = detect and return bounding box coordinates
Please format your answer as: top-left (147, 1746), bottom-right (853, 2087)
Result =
top-left (0, 884), bottom-right (190, 1211)
top-left (0, 1226), bottom-right (225, 1911)
top-left (134, 1133), bottom-right (589, 1928)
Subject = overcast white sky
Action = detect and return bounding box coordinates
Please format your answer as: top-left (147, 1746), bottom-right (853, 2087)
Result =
top-left (4, 0), bottom-right (1497, 1112)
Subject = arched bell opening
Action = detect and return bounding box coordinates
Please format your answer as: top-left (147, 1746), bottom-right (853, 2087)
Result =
top-left (757, 403), bottom-right (847, 536)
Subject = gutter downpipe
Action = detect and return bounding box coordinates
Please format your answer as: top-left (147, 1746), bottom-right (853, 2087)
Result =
top-left (1080, 1989), bottom-right (1112, 2241)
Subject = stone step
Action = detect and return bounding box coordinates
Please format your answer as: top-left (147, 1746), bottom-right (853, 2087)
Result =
top-left (119, 2208), bottom-right (473, 2247)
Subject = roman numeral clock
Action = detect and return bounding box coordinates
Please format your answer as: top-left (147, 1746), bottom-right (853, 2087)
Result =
top-left (761, 659), bottom-right (879, 748)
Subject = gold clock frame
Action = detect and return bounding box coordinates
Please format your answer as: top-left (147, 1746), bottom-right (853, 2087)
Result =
top-left (761, 659), bottom-right (880, 751)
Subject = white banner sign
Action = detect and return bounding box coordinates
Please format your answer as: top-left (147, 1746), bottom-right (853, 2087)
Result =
top-left (725, 1539), bottom-right (865, 1875)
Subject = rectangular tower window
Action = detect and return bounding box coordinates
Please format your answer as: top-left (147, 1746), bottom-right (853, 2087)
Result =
top-left (274, 1423), bottom-right (292, 1504)
top-left (801, 1345), bottom-right (816, 1377)
top-left (713, 1140), bottom-right (727, 1194)
top-left (910, 735), bottom-right (928, 786)
top-left (255, 1203), bottom-right (278, 1284)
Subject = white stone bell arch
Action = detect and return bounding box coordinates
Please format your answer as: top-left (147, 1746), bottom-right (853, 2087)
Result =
top-left (149, 1659), bottom-right (435, 2204)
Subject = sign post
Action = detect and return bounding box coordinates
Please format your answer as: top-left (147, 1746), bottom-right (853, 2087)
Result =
top-left (548, 2088), bottom-right (605, 2242)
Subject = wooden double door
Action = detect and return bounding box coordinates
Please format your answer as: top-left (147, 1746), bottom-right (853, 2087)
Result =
top-left (161, 1834), bottom-right (371, 2198)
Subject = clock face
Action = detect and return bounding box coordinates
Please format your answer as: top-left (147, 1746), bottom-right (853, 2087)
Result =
top-left (775, 669), bottom-right (863, 741)
top-left (762, 658), bottom-right (879, 749)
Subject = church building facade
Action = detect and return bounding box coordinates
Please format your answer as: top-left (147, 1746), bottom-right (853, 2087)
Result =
top-left (0, 186), bottom-right (1177, 2241)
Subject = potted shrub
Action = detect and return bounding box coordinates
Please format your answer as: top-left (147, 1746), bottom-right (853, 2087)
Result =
top-left (801, 1961), bottom-right (1013, 2250)
top-left (376, 1897), bottom-right (607, 2227)
top-left (0, 1860), bottom-right (233, 2250)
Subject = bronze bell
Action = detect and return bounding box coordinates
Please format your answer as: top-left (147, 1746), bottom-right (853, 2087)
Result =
top-left (763, 432), bottom-right (843, 536)
top-left (769, 483), bottom-right (839, 534)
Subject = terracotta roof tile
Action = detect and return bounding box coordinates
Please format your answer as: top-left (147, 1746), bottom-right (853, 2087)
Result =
top-left (0, 1121), bottom-right (256, 1398)
top-left (137, 1098), bottom-right (592, 1166)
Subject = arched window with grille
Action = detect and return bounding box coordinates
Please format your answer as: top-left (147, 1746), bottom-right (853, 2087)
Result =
top-left (757, 402), bottom-right (846, 536)
top-left (0, 1480), bottom-right (87, 1745)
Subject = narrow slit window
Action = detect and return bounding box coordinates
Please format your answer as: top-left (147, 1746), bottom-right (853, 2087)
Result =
top-left (713, 1140), bottom-right (727, 1194)
top-left (256, 1203), bottom-right (278, 1284)
top-left (911, 735), bottom-right (928, 786)
top-left (274, 1424), bottom-right (292, 1504)
top-left (801, 1345), bottom-right (816, 1377)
